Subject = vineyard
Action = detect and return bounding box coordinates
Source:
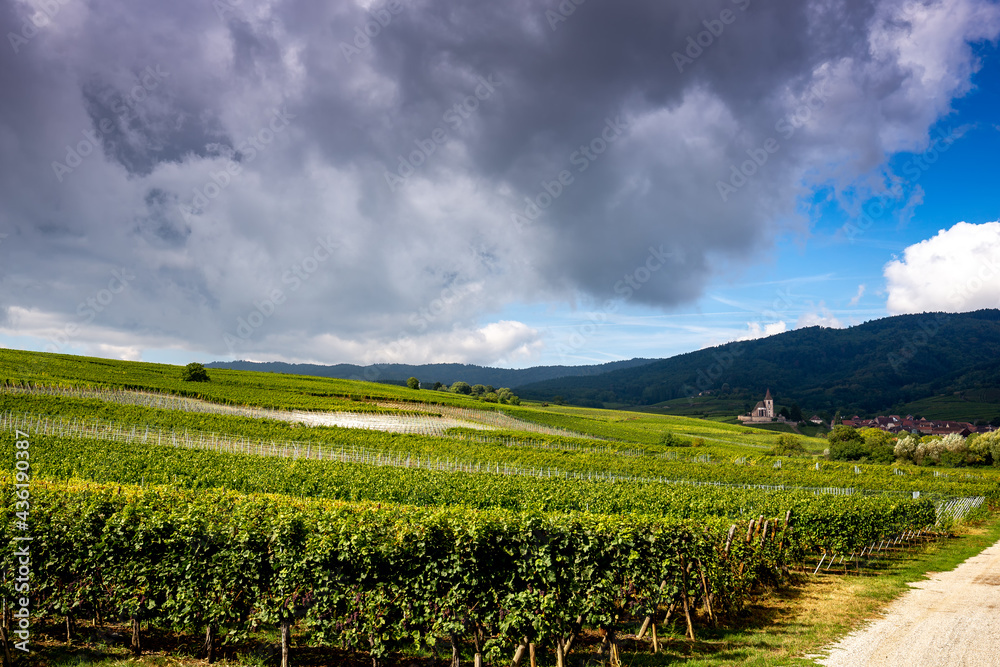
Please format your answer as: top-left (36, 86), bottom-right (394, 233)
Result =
top-left (1, 348), bottom-right (999, 666)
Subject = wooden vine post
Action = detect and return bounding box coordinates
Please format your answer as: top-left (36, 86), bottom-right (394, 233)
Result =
top-left (510, 638), bottom-right (528, 666)
top-left (637, 580), bottom-right (667, 640)
top-left (678, 553), bottom-right (695, 641)
top-left (779, 509), bottom-right (792, 551)
top-left (280, 619), bottom-right (291, 667)
top-left (724, 524), bottom-right (737, 556)
top-left (697, 559), bottom-right (715, 625)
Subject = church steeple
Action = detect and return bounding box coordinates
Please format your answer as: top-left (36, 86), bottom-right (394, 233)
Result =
top-left (764, 388), bottom-right (774, 418)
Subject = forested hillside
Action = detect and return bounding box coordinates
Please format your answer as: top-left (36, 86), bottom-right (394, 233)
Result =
top-left (206, 357), bottom-right (657, 388)
top-left (516, 310), bottom-right (1000, 417)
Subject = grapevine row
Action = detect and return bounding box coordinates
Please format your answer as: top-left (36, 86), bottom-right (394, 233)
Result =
top-left (0, 480), bottom-right (938, 666)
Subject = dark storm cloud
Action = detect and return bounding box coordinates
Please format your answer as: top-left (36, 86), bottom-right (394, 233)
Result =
top-left (0, 0), bottom-right (997, 363)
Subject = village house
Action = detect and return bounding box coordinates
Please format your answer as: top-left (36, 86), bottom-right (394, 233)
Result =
top-left (840, 414), bottom-right (993, 436)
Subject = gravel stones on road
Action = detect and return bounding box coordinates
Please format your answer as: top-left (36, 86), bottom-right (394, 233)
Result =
top-left (817, 537), bottom-right (1000, 667)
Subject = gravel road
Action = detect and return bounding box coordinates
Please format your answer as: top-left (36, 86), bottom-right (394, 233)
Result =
top-left (816, 536), bottom-right (1000, 667)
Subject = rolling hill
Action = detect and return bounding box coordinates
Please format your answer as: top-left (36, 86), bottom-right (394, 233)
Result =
top-left (206, 357), bottom-right (658, 389)
top-left (514, 309), bottom-right (1000, 421)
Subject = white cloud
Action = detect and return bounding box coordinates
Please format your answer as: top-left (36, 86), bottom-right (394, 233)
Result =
top-left (885, 221), bottom-right (1000, 313)
top-left (364, 320), bottom-right (544, 366)
top-left (234, 320), bottom-right (543, 367)
top-left (2, 0), bottom-right (998, 365)
top-left (796, 304), bottom-right (843, 329)
top-left (848, 284), bottom-right (866, 307)
top-left (736, 321), bottom-right (788, 341)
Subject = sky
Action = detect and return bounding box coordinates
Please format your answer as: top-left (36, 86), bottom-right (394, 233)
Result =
top-left (2, 0), bottom-right (1000, 370)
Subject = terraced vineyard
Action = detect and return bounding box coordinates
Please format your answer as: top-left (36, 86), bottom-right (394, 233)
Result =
top-left (2, 348), bottom-right (998, 666)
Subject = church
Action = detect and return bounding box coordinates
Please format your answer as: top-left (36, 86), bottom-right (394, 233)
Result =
top-left (737, 389), bottom-right (786, 423)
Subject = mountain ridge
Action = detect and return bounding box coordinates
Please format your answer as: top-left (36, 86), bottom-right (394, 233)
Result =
top-left (513, 309), bottom-right (1000, 417)
top-left (205, 357), bottom-right (658, 389)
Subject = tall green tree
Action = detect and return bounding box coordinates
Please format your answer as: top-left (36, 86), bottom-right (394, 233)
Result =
top-left (181, 363), bottom-right (210, 382)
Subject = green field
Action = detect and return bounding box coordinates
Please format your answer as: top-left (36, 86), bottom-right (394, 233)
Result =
top-left (3, 347), bottom-right (999, 667)
top-left (898, 390), bottom-right (1000, 423)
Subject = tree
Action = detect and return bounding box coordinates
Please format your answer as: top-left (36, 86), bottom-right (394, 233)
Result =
top-left (471, 384), bottom-right (487, 396)
top-left (827, 425), bottom-right (868, 461)
top-left (406, 377), bottom-right (420, 390)
top-left (778, 407), bottom-right (791, 420)
top-left (433, 382), bottom-right (443, 390)
top-left (982, 430), bottom-right (1000, 466)
top-left (789, 402), bottom-right (804, 423)
top-left (939, 433), bottom-right (969, 466)
top-left (659, 432), bottom-right (690, 447)
top-left (496, 388), bottom-right (520, 405)
top-left (915, 438), bottom-right (945, 466)
top-left (894, 434), bottom-right (918, 463)
top-left (771, 434), bottom-right (806, 457)
top-left (451, 381), bottom-right (472, 395)
top-left (828, 425), bottom-right (862, 443)
top-left (967, 433), bottom-right (990, 465)
top-left (859, 428), bottom-right (894, 464)
top-left (181, 362), bottom-right (210, 382)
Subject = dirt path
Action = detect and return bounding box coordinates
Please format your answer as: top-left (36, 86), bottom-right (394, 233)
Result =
top-left (815, 537), bottom-right (1000, 666)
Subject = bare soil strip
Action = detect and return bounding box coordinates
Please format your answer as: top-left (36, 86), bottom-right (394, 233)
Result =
top-left (816, 536), bottom-right (1000, 666)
